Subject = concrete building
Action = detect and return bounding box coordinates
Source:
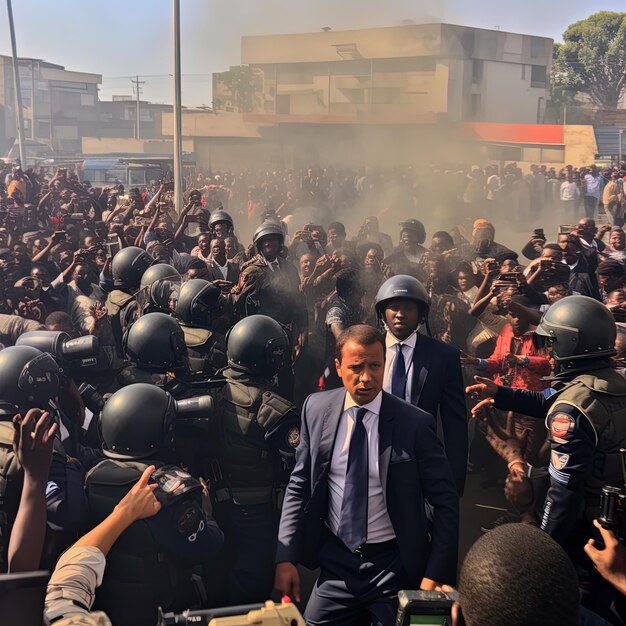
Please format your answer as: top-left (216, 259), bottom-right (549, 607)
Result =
top-left (213, 23), bottom-right (552, 125)
top-left (98, 96), bottom-right (170, 140)
top-left (0, 55), bottom-right (101, 156)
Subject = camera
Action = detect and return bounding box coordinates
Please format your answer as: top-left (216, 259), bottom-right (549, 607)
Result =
top-left (533, 228), bottom-right (545, 238)
top-left (598, 448), bottom-right (626, 543)
top-left (396, 589), bottom-right (458, 626)
top-left (16, 331), bottom-right (99, 362)
top-left (78, 382), bottom-right (106, 414)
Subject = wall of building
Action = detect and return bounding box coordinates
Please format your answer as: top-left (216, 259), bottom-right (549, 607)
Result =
top-left (563, 125), bottom-right (597, 167)
top-left (479, 60), bottom-right (547, 123)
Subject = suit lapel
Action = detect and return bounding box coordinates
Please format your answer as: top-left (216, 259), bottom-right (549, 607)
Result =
top-left (316, 391), bottom-right (344, 482)
top-left (410, 333), bottom-right (430, 406)
top-left (378, 393), bottom-right (394, 503)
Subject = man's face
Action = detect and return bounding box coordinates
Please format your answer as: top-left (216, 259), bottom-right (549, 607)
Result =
top-left (501, 259), bottom-right (517, 273)
top-left (260, 235), bottom-right (281, 261)
top-left (224, 237), bottom-right (236, 258)
top-left (30, 267), bottom-right (51, 288)
top-left (72, 264), bottom-right (90, 287)
top-left (400, 229), bottom-right (419, 251)
top-left (335, 339), bottom-right (385, 406)
top-left (300, 253), bottom-right (314, 277)
top-left (611, 230), bottom-right (626, 250)
top-left (384, 299), bottom-right (421, 340)
top-left (541, 248), bottom-right (562, 262)
top-left (327, 228), bottom-right (344, 247)
top-left (547, 285), bottom-right (568, 303)
top-left (198, 235), bottom-right (211, 253)
top-left (364, 248), bottom-right (381, 269)
top-left (430, 236), bottom-right (451, 255)
top-left (578, 218), bottom-right (597, 240)
top-left (457, 271), bottom-right (472, 292)
top-left (214, 222), bottom-right (230, 239)
top-left (508, 312), bottom-right (529, 337)
top-left (210, 238), bottom-right (225, 260)
top-left (557, 234), bottom-right (570, 251)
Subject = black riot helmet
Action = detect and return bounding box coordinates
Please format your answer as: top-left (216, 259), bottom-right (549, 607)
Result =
top-left (111, 246), bottom-right (154, 291)
top-left (139, 263), bottom-right (179, 291)
top-left (100, 383), bottom-right (175, 460)
top-left (533, 295), bottom-right (616, 372)
top-left (123, 312), bottom-right (188, 372)
top-left (374, 274), bottom-right (431, 327)
top-left (209, 210), bottom-right (234, 229)
top-left (252, 221), bottom-right (284, 251)
top-left (0, 345), bottom-right (61, 413)
top-left (174, 279), bottom-right (221, 327)
top-left (226, 314), bottom-right (289, 376)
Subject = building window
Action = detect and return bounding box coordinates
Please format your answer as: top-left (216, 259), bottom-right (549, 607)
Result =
top-left (471, 93), bottom-right (481, 118)
top-left (530, 37), bottom-right (545, 59)
top-left (531, 65), bottom-right (547, 88)
top-left (472, 60), bottom-right (483, 84)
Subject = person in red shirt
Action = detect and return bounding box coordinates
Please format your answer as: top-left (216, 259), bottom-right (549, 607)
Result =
top-left (463, 303), bottom-right (551, 466)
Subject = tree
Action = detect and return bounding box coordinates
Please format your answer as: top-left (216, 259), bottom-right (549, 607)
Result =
top-left (213, 65), bottom-right (264, 113)
top-left (554, 11), bottom-right (626, 109)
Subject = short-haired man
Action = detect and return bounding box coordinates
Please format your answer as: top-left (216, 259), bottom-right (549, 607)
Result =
top-left (275, 324), bottom-right (459, 625)
top-left (454, 523), bottom-right (593, 626)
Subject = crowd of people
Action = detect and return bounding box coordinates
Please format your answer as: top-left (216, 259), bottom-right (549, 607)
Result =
top-left (1, 158), bottom-right (626, 625)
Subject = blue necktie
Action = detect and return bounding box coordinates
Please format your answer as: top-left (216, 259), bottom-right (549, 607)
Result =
top-left (337, 407), bottom-right (369, 551)
top-left (391, 343), bottom-right (407, 399)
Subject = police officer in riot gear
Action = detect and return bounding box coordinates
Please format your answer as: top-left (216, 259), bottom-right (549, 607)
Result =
top-left (207, 314), bottom-right (300, 605)
top-left (136, 263), bottom-right (180, 316)
top-left (105, 246), bottom-right (153, 353)
top-left (174, 279), bottom-right (227, 377)
top-left (0, 345), bottom-right (89, 569)
top-left (86, 383), bottom-right (223, 626)
top-left (119, 312), bottom-right (190, 387)
top-left (209, 209), bottom-right (235, 240)
top-left (234, 222), bottom-right (307, 400)
top-left (468, 295), bottom-right (626, 621)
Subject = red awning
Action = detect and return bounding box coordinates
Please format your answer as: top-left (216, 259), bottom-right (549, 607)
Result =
top-left (458, 122), bottom-right (564, 145)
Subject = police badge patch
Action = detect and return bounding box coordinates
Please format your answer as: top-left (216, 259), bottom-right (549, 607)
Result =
top-left (549, 412), bottom-right (576, 443)
top-left (286, 426), bottom-right (300, 448)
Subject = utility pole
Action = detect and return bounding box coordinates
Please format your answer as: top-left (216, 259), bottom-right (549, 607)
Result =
top-left (131, 75), bottom-right (145, 140)
top-left (173, 0), bottom-right (184, 214)
top-left (6, 0), bottom-right (25, 165)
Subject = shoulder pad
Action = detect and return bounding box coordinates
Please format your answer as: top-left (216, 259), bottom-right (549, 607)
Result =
top-left (223, 380), bottom-right (263, 408)
top-left (107, 290), bottom-right (134, 308)
top-left (257, 391), bottom-right (296, 433)
top-left (182, 326), bottom-right (211, 347)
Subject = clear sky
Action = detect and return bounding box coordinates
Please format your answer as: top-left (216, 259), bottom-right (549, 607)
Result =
top-left (1, 0), bottom-right (624, 107)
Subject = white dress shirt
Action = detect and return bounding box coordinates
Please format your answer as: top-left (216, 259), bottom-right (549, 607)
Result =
top-left (383, 330), bottom-right (417, 402)
top-left (212, 258), bottom-right (229, 279)
top-left (327, 391), bottom-right (396, 544)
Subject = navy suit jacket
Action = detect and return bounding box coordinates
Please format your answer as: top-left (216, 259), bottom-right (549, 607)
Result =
top-left (409, 333), bottom-right (468, 495)
top-left (276, 388), bottom-right (459, 586)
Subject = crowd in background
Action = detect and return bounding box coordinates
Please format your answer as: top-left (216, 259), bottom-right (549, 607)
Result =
top-left (1, 157), bottom-right (626, 625)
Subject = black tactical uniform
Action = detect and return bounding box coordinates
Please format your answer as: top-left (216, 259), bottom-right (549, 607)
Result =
top-left (175, 279), bottom-right (227, 377)
top-left (489, 296), bottom-right (626, 622)
top-left (206, 315), bottom-right (300, 605)
top-left (104, 246), bottom-right (153, 354)
top-left (86, 383), bottom-right (223, 626)
top-left (0, 346), bottom-right (89, 570)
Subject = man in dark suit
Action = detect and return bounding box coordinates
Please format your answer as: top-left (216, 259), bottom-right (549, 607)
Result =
top-left (205, 237), bottom-right (240, 288)
top-left (274, 325), bottom-right (459, 626)
top-left (375, 275), bottom-right (468, 495)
